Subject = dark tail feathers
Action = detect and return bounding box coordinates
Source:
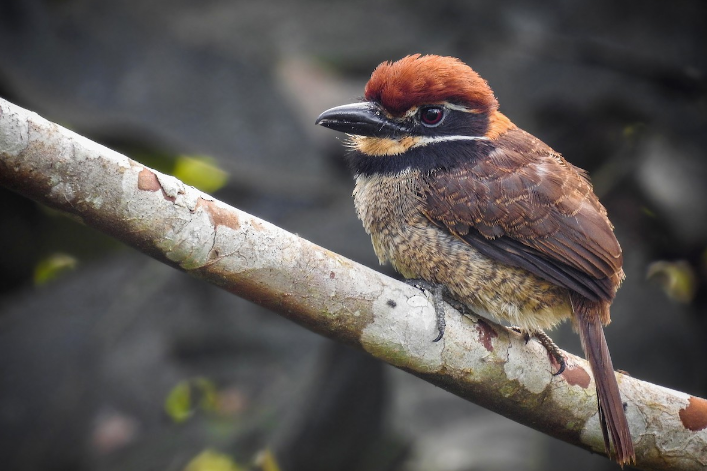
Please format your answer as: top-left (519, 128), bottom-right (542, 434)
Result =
top-left (572, 294), bottom-right (635, 466)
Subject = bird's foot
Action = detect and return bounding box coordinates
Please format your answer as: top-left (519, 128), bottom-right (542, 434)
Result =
top-left (509, 326), bottom-right (566, 375)
top-left (405, 279), bottom-right (470, 342)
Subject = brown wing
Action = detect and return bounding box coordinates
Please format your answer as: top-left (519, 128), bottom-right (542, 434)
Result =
top-left (421, 128), bottom-right (624, 302)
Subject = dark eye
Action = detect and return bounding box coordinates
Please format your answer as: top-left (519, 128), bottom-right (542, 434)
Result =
top-left (419, 106), bottom-right (444, 126)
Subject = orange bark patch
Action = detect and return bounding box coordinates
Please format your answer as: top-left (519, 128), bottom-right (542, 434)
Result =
top-left (197, 198), bottom-right (240, 230)
top-left (476, 319), bottom-right (498, 351)
top-left (561, 365), bottom-right (591, 389)
top-left (137, 168), bottom-right (161, 191)
top-left (679, 396), bottom-right (707, 431)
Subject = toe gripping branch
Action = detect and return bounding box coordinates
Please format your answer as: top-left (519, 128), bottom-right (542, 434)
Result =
top-left (405, 279), bottom-right (470, 342)
top-left (404, 279), bottom-right (567, 374)
top-left (510, 326), bottom-right (567, 375)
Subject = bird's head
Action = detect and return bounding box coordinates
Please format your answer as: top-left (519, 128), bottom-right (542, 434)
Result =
top-left (316, 54), bottom-right (513, 174)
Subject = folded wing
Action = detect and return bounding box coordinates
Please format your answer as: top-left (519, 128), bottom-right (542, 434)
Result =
top-left (421, 128), bottom-right (623, 303)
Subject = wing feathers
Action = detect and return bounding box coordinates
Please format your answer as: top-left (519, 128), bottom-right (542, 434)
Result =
top-left (422, 128), bottom-right (623, 302)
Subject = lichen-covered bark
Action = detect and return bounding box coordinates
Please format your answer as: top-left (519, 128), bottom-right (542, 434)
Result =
top-left (1, 97), bottom-right (705, 470)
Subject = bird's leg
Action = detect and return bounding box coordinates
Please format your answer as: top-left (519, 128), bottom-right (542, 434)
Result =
top-left (405, 279), bottom-right (461, 342)
top-left (534, 330), bottom-right (567, 375)
top-left (509, 327), bottom-right (566, 375)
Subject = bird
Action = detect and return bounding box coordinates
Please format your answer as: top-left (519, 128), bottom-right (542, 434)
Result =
top-left (315, 54), bottom-right (635, 466)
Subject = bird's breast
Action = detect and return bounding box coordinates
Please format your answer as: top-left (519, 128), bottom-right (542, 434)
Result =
top-left (353, 170), bottom-right (422, 271)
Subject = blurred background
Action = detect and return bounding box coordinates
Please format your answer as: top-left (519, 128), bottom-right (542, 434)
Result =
top-left (0, 1), bottom-right (705, 470)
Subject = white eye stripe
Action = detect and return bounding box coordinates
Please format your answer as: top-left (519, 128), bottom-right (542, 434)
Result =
top-left (413, 135), bottom-right (489, 147)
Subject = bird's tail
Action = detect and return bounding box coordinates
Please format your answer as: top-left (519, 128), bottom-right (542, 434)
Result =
top-left (572, 294), bottom-right (635, 467)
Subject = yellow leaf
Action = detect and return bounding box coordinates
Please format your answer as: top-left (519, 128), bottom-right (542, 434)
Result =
top-left (165, 381), bottom-right (193, 423)
top-left (184, 449), bottom-right (244, 471)
top-left (34, 253), bottom-right (77, 285)
top-left (646, 260), bottom-right (696, 304)
top-left (173, 155), bottom-right (228, 193)
top-left (165, 378), bottom-right (219, 423)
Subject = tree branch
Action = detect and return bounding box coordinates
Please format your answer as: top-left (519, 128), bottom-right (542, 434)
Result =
top-left (1, 97), bottom-right (705, 470)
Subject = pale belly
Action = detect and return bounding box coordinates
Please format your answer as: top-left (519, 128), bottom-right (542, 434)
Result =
top-left (371, 219), bottom-right (573, 332)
